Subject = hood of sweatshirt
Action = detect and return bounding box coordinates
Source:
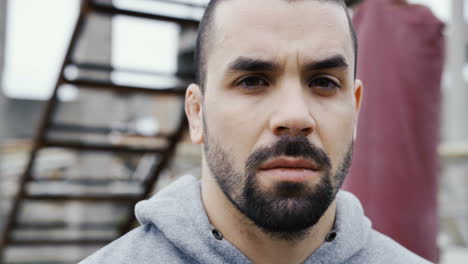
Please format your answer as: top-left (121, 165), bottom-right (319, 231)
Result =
top-left (135, 175), bottom-right (372, 264)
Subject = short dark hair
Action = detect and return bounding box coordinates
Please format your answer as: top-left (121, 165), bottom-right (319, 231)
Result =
top-left (195, 0), bottom-right (358, 90)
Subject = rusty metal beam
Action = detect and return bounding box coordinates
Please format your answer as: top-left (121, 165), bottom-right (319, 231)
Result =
top-left (44, 139), bottom-right (165, 154)
top-left (16, 221), bottom-right (121, 230)
top-left (63, 78), bottom-right (187, 96)
top-left (67, 62), bottom-right (195, 81)
top-left (91, 2), bottom-right (199, 27)
top-left (49, 122), bottom-right (174, 139)
top-left (50, 122), bottom-right (114, 134)
top-left (9, 238), bottom-right (113, 246)
top-left (30, 178), bottom-right (141, 185)
top-left (24, 193), bottom-right (140, 202)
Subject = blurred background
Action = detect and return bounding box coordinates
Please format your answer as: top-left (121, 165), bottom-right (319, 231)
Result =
top-left (0, 0), bottom-right (466, 263)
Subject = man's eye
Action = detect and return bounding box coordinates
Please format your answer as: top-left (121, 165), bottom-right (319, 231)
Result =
top-left (309, 77), bottom-right (340, 95)
top-left (236, 76), bottom-right (269, 89)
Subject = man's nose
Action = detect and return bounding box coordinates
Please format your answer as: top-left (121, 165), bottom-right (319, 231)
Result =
top-left (269, 90), bottom-right (316, 137)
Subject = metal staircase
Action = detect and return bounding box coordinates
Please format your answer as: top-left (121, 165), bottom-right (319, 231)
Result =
top-left (0, 0), bottom-right (201, 262)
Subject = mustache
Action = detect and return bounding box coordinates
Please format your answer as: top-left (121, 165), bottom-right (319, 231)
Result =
top-left (245, 136), bottom-right (331, 171)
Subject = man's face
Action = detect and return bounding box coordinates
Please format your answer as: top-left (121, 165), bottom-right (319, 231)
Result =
top-left (187, 0), bottom-right (362, 238)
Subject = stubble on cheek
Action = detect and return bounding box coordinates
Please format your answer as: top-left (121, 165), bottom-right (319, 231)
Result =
top-left (204, 136), bottom-right (245, 201)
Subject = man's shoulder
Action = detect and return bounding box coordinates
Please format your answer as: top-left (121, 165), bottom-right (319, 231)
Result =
top-left (349, 229), bottom-right (432, 264)
top-left (78, 224), bottom-right (194, 264)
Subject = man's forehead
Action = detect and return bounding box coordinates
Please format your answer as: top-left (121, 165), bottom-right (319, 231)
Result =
top-left (212, 0), bottom-right (348, 35)
top-left (209, 0), bottom-right (353, 72)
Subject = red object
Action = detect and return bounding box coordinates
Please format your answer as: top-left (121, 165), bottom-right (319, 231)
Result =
top-left (344, 0), bottom-right (444, 262)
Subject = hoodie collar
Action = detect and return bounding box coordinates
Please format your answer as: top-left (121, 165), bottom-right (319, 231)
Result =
top-left (136, 175), bottom-right (371, 264)
top-left (306, 191), bottom-right (372, 263)
top-left (136, 175), bottom-right (251, 264)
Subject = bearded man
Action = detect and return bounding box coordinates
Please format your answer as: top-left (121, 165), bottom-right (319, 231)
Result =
top-left (81, 0), bottom-right (430, 263)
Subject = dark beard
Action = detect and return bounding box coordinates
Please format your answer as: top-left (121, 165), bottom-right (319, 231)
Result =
top-left (205, 135), bottom-right (353, 241)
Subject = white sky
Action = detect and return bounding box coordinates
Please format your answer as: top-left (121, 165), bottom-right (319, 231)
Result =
top-left (408, 0), bottom-right (451, 21)
top-left (3, 0), bottom-right (79, 99)
top-left (1, 0), bottom-right (462, 100)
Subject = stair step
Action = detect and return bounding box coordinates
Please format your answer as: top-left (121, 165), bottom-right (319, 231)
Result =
top-left (63, 78), bottom-right (186, 96)
top-left (49, 122), bottom-right (173, 138)
top-left (44, 139), bottom-right (165, 154)
top-left (15, 221), bottom-right (120, 231)
top-left (23, 193), bottom-right (140, 202)
top-left (9, 238), bottom-right (113, 246)
top-left (67, 62), bottom-right (195, 81)
top-left (30, 178), bottom-right (142, 186)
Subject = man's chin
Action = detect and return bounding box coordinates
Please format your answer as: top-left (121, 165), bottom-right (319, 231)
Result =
top-left (240, 175), bottom-right (335, 239)
top-left (271, 181), bottom-right (311, 198)
top-left (250, 198), bottom-right (323, 240)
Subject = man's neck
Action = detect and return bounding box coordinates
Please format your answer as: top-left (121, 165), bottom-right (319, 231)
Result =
top-left (201, 173), bottom-right (337, 264)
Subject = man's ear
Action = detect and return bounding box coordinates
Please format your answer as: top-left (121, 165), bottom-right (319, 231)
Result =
top-left (353, 79), bottom-right (363, 141)
top-left (354, 79), bottom-right (363, 113)
top-left (185, 83), bottom-right (204, 144)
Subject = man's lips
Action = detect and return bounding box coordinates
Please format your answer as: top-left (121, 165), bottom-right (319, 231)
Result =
top-left (259, 157), bottom-right (320, 171)
top-left (258, 157), bottom-right (321, 182)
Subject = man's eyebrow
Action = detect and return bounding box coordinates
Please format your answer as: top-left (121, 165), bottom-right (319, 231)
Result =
top-left (303, 55), bottom-right (349, 71)
top-left (226, 56), bottom-right (280, 73)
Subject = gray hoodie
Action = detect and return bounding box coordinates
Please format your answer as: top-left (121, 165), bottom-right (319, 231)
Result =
top-left (80, 175), bottom-right (431, 264)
